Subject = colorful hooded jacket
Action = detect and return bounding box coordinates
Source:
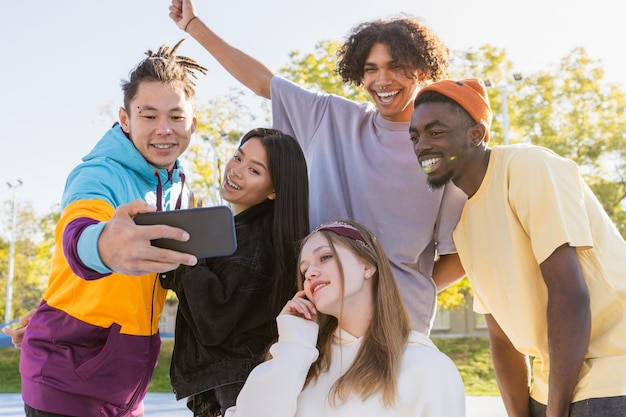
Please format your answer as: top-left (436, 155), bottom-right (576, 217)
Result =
top-left (20, 123), bottom-right (191, 417)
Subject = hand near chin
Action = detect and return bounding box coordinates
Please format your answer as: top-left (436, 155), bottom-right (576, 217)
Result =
top-left (280, 290), bottom-right (317, 321)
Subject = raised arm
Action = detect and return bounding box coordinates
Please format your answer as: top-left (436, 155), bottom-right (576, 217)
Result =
top-left (169, 0), bottom-right (274, 99)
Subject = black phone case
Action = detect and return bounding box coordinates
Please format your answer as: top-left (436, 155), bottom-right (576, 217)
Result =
top-left (133, 206), bottom-right (237, 259)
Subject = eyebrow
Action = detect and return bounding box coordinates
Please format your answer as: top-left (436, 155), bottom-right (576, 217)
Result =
top-left (410, 119), bottom-right (446, 133)
top-left (363, 59), bottom-right (396, 68)
top-left (299, 245), bottom-right (330, 267)
top-left (237, 147), bottom-right (268, 172)
top-left (136, 104), bottom-right (185, 113)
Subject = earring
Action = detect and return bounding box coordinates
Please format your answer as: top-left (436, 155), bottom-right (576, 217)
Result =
top-left (364, 272), bottom-right (371, 279)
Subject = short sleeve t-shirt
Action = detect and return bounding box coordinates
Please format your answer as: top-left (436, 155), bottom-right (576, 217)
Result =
top-left (270, 77), bottom-right (467, 334)
top-left (454, 144), bottom-right (626, 403)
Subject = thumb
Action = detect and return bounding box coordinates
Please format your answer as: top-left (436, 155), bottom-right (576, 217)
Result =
top-left (120, 199), bottom-right (157, 218)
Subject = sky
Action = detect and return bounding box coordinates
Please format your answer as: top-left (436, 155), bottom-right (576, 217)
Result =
top-left (1, 0), bottom-right (624, 226)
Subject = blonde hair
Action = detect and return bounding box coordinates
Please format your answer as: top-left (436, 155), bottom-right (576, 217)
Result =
top-left (297, 220), bottom-right (411, 407)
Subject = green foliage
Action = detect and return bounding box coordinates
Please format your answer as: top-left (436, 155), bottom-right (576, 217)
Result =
top-left (451, 45), bottom-right (626, 238)
top-left (0, 346), bottom-right (21, 392)
top-left (438, 277), bottom-right (472, 309)
top-left (433, 337), bottom-right (499, 395)
top-left (0, 202), bottom-right (56, 321)
top-left (148, 339), bottom-right (175, 393)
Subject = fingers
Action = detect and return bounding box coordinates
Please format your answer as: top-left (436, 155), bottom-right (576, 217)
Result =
top-left (99, 201), bottom-right (198, 275)
top-left (169, 0), bottom-right (184, 26)
top-left (1, 308), bottom-right (36, 349)
top-left (135, 223), bottom-right (191, 245)
top-left (102, 228), bottom-right (198, 276)
top-left (1, 325), bottom-right (26, 349)
top-left (280, 291), bottom-right (317, 320)
top-left (19, 309), bottom-right (36, 327)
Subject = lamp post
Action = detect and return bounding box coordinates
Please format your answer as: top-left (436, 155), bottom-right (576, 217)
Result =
top-left (5, 179), bottom-right (23, 324)
top-left (484, 74), bottom-right (523, 145)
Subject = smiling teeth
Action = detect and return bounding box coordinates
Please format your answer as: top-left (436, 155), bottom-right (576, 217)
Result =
top-left (421, 157), bottom-right (440, 168)
top-left (421, 157), bottom-right (441, 174)
top-left (153, 143), bottom-right (174, 149)
top-left (226, 177), bottom-right (241, 190)
top-left (378, 90), bottom-right (399, 98)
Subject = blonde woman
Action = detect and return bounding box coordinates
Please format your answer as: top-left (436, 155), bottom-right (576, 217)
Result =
top-left (225, 220), bottom-right (465, 417)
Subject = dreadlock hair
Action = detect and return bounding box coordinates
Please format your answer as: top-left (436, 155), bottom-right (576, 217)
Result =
top-left (121, 39), bottom-right (207, 112)
top-left (336, 15), bottom-right (449, 87)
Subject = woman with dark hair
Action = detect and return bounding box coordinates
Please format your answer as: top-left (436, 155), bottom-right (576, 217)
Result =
top-left (161, 128), bottom-right (310, 417)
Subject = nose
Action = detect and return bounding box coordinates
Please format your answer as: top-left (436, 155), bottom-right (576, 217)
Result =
top-left (303, 266), bottom-right (319, 282)
top-left (229, 166), bottom-right (243, 178)
top-left (376, 69), bottom-right (392, 88)
top-left (412, 134), bottom-right (432, 156)
top-left (156, 118), bottom-right (172, 136)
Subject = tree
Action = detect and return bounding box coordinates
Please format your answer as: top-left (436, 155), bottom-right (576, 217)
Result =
top-left (0, 201), bottom-right (57, 322)
top-left (452, 45), bottom-right (626, 238)
top-left (517, 49), bottom-right (626, 236)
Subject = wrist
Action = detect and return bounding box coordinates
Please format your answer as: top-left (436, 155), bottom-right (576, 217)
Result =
top-left (184, 16), bottom-right (198, 32)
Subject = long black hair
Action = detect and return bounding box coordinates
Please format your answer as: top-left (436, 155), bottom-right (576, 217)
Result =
top-left (240, 128), bottom-right (310, 312)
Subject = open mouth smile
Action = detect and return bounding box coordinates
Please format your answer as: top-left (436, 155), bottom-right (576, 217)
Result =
top-left (420, 157), bottom-right (442, 174)
top-left (225, 176), bottom-right (241, 190)
top-left (377, 90), bottom-right (399, 103)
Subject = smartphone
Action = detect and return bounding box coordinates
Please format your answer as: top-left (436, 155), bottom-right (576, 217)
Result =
top-left (133, 206), bottom-right (237, 259)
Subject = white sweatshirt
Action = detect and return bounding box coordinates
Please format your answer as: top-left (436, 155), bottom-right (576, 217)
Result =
top-left (224, 315), bottom-right (465, 417)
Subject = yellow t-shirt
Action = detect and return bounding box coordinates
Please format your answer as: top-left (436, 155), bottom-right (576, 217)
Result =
top-left (454, 144), bottom-right (626, 404)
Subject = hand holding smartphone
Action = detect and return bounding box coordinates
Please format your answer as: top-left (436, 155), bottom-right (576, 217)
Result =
top-left (134, 206), bottom-right (237, 259)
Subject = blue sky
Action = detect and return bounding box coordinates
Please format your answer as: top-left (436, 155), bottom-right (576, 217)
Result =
top-left (1, 0), bottom-right (623, 223)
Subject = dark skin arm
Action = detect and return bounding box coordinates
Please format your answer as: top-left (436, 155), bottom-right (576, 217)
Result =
top-left (432, 253), bottom-right (466, 291)
top-left (487, 243), bottom-right (590, 417)
top-left (540, 243), bottom-right (590, 417)
top-left (486, 314), bottom-right (531, 417)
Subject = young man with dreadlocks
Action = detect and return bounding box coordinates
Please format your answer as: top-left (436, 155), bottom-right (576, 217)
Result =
top-left (17, 40), bottom-right (207, 417)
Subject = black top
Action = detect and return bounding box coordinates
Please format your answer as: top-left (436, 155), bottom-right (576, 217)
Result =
top-left (161, 200), bottom-right (287, 400)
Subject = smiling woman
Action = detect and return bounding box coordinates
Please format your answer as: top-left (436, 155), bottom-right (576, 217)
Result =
top-left (159, 127), bottom-right (310, 417)
top-left (223, 220), bottom-right (466, 417)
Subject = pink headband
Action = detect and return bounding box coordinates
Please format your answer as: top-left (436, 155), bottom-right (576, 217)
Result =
top-left (312, 221), bottom-right (367, 246)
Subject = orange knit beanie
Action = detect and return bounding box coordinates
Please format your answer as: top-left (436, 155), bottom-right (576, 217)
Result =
top-left (417, 78), bottom-right (492, 142)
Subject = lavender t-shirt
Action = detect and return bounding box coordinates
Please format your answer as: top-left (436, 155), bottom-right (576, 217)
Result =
top-left (271, 77), bottom-right (466, 334)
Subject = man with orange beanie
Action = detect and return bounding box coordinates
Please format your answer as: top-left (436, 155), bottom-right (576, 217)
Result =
top-left (410, 78), bottom-right (626, 417)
